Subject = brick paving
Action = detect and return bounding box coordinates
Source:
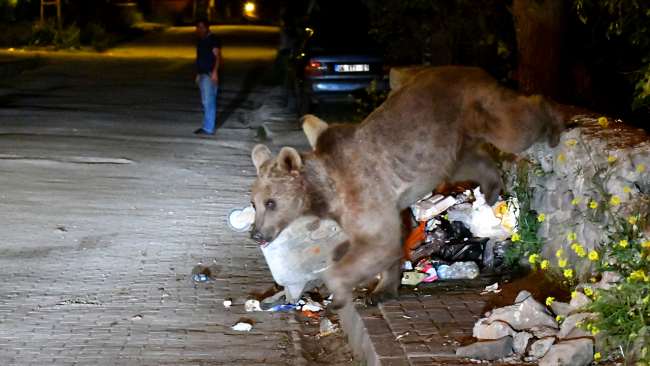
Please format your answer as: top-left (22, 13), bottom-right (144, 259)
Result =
top-left (340, 276), bottom-right (517, 366)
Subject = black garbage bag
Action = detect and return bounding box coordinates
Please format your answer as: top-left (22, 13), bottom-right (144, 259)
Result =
top-left (439, 237), bottom-right (488, 263)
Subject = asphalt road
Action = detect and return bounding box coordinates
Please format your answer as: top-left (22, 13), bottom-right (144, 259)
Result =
top-left (0, 25), bottom-right (314, 365)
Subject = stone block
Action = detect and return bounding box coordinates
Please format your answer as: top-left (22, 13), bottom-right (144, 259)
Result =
top-left (456, 336), bottom-right (514, 361)
top-left (539, 338), bottom-right (594, 366)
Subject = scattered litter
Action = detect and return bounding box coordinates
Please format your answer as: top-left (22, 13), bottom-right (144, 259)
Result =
top-left (223, 300), bottom-right (232, 308)
top-left (232, 322), bottom-right (252, 331)
top-left (260, 291), bottom-right (286, 310)
top-left (191, 274), bottom-right (209, 283)
top-left (132, 314), bottom-right (142, 320)
top-left (302, 300), bottom-right (323, 312)
top-left (437, 261), bottom-right (480, 279)
top-left (267, 304), bottom-right (296, 311)
top-left (320, 318), bottom-right (338, 333)
top-left (396, 332), bottom-right (409, 340)
top-left (316, 328), bottom-right (338, 338)
top-left (244, 299), bottom-right (262, 312)
top-left (302, 310), bottom-right (320, 320)
top-left (481, 283), bottom-right (502, 295)
top-left (402, 271), bottom-right (428, 285)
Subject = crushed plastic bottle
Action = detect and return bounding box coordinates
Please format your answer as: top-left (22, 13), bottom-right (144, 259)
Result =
top-left (191, 274), bottom-right (209, 283)
top-left (436, 261), bottom-right (480, 279)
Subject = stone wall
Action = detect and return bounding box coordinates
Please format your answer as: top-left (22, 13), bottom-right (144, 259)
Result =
top-left (506, 109), bottom-right (650, 277)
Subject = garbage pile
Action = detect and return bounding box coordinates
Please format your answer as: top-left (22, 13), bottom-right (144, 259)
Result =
top-left (401, 185), bottom-right (516, 286)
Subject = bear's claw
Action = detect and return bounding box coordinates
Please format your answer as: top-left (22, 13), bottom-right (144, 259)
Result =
top-left (364, 290), bottom-right (398, 307)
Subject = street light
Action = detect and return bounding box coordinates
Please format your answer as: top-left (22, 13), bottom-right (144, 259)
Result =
top-left (244, 2), bottom-right (255, 17)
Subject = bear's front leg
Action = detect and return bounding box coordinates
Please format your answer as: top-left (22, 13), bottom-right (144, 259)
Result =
top-left (324, 213), bottom-right (403, 309)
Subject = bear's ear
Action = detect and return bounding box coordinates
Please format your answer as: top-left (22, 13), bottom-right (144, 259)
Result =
top-left (252, 144), bottom-right (272, 173)
top-left (277, 147), bottom-right (302, 175)
top-left (300, 114), bottom-right (329, 150)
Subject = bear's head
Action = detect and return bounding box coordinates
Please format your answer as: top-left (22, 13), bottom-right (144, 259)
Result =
top-left (250, 144), bottom-right (306, 248)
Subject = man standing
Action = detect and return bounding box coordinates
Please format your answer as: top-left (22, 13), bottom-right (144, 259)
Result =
top-left (194, 18), bottom-right (222, 135)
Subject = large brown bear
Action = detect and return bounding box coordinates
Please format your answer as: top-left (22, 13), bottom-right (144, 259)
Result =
top-left (250, 66), bottom-right (565, 310)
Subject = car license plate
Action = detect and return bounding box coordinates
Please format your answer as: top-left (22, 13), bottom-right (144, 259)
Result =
top-left (335, 64), bottom-right (370, 72)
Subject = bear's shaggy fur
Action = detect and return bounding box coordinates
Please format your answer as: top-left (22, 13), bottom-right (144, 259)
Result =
top-left (250, 66), bottom-right (565, 310)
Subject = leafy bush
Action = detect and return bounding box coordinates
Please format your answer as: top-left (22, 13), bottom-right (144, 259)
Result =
top-left (79, 22), bottom-right (114, 52)
top-left (60, 24), bottom-right (81, 49)
top-left (29, 19), bottom-right (58, 46)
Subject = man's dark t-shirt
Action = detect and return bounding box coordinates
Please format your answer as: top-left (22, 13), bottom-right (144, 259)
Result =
top-left (196, 33), bottom-right (222, 75)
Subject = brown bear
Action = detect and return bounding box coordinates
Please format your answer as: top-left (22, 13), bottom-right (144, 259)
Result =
top-left (250, 66), bottom-right (565, 310)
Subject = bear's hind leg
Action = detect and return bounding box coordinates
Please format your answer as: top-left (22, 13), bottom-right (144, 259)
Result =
top-left (365, 258), bottom-right (402, 306)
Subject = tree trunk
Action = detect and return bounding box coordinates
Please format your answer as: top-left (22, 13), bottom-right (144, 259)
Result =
top-left (512, 0), bottom-right (571, 102)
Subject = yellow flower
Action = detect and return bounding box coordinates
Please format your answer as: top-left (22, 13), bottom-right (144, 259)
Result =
top-left (623, 186), bottom-right (631, 193)
top-left (590, 201), bottom-right (598, 209)
top-left (589, 251), bottom-right (599, 260)
top-left (559, 258), bottom-right (567, 267)
top-left (546, 297), bottom-right (555, 306)
top-left (592, 327), bottom-right (600, 335)
top-left (617, 285), bottom-right (623, 290)
top-left (556, 249), bottom-right (563, 258)
top-left (643, 241), bottom-right (650, 248)
top-left (638, 165), bottom-right (645, 173)
top-left (541, 260), bottom-right (548, 269)
top-left (558, 154), bottom-right (565, 163)
top-left (611, 196), bottom-right (621, 205)
top-left (594, 352), bottom-right (601, 360)
top-left (571, 291), bottom-right (578, 298)
top-left (567, 140), bottom-right (576, 147)
top-left (572, 198), bottom-right (580, 205)
top-left (538, 213), bottom-right (546, 222)
top-left (576, 321), bottom-right (583, 327)
top-left (512, 233), bottom-right (520, 242)
top-left (608, 156), bottom-right (616, 163)
top-left (629, 269), bottom-right (647, 281)
top-left (620, 240), bottom-right (628, 247)
top-left (584, 287), bottom-right (594, 296)
top-left (564, 269), bottom-right (574, 278)
top-left (529, 254), bottom-right (539, 264)
top-left (598, 117), bottom-right (609, 126)
top-left (556, 315), bottom-right (564, 322)
top-left (644, 296), bottom-right (649, 303)
top-left (629, 217), bottom-right (638, 224)
top-left (568, 232), bottom-right (577, 241)
top-left (590, 278), bottom-right (597, 282)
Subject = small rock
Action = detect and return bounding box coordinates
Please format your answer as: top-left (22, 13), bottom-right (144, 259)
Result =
top-left (598, 272), bottom-right (622, 291)
top-left (539, 338), bottom-right (594, 366)
top-left (456, 336), bottom-right (514, 360)
top-left (569, 293), bottom-right (590, 309)
top-left (515, 290), bottom-right (532, 303)
top-left (550, 301), bottom-right (572, 317)
top-left (488, 297), bottom-right (558, 330)
top-left (513, 332), bottom-right (534, 354)
top-left (558, 313), bottom-right (591, 339)
top-left (528, 337), bottom-right (555, 360)
top-left (473, 319), bottom-right (516, 340)
top-left (530, 325), bottom-right (559, 338)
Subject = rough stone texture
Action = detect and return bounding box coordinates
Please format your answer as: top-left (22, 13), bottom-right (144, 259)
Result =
top-left (513, 331), bottom-right (534, 354)
top-left (515, 290), bottom-right (532, 303)
top-left (550, 301), bottom-right (573, 317)
top-left (473, 319), bottom-right (516, 340)
top-left (539, 338), bottom-right (594, 366)
top-left (487, 297), bottom-right (558, 330)
top-left (528, 337), bottom-right (556, 360)
top-left (456, 336), bottom-right (514, 361)
top-left (530, 325), bottom-right (559, 338)
top-left (570, 292), bottom-right (591, 309)
top-left (507, 116), bottom-right (650, 277)
top-left (558, 313), bottom-right (591, 339)
top-left (595, 271), bottom-right (623, 291)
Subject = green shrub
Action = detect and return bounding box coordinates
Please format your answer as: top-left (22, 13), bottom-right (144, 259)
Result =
top-left (80, 22), bottom-right (114, 52)
top-left (60, 24), bottom-right (81, 49)
top-left (29, 19), bottom-right (57, 46)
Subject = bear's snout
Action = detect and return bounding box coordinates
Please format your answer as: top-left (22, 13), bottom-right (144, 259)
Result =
top-left (251, 230), bottom-right (272, 248)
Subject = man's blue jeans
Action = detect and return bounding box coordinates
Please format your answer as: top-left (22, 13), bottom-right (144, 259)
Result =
top-left (199, 74), bottom-right (218, 133)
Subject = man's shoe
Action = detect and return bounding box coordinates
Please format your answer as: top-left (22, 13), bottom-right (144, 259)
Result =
top-left (194, 128), bottom-right (215, 135)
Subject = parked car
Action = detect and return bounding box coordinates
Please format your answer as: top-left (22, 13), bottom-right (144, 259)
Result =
top-left (283, 27), bottom-right (391, 115)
